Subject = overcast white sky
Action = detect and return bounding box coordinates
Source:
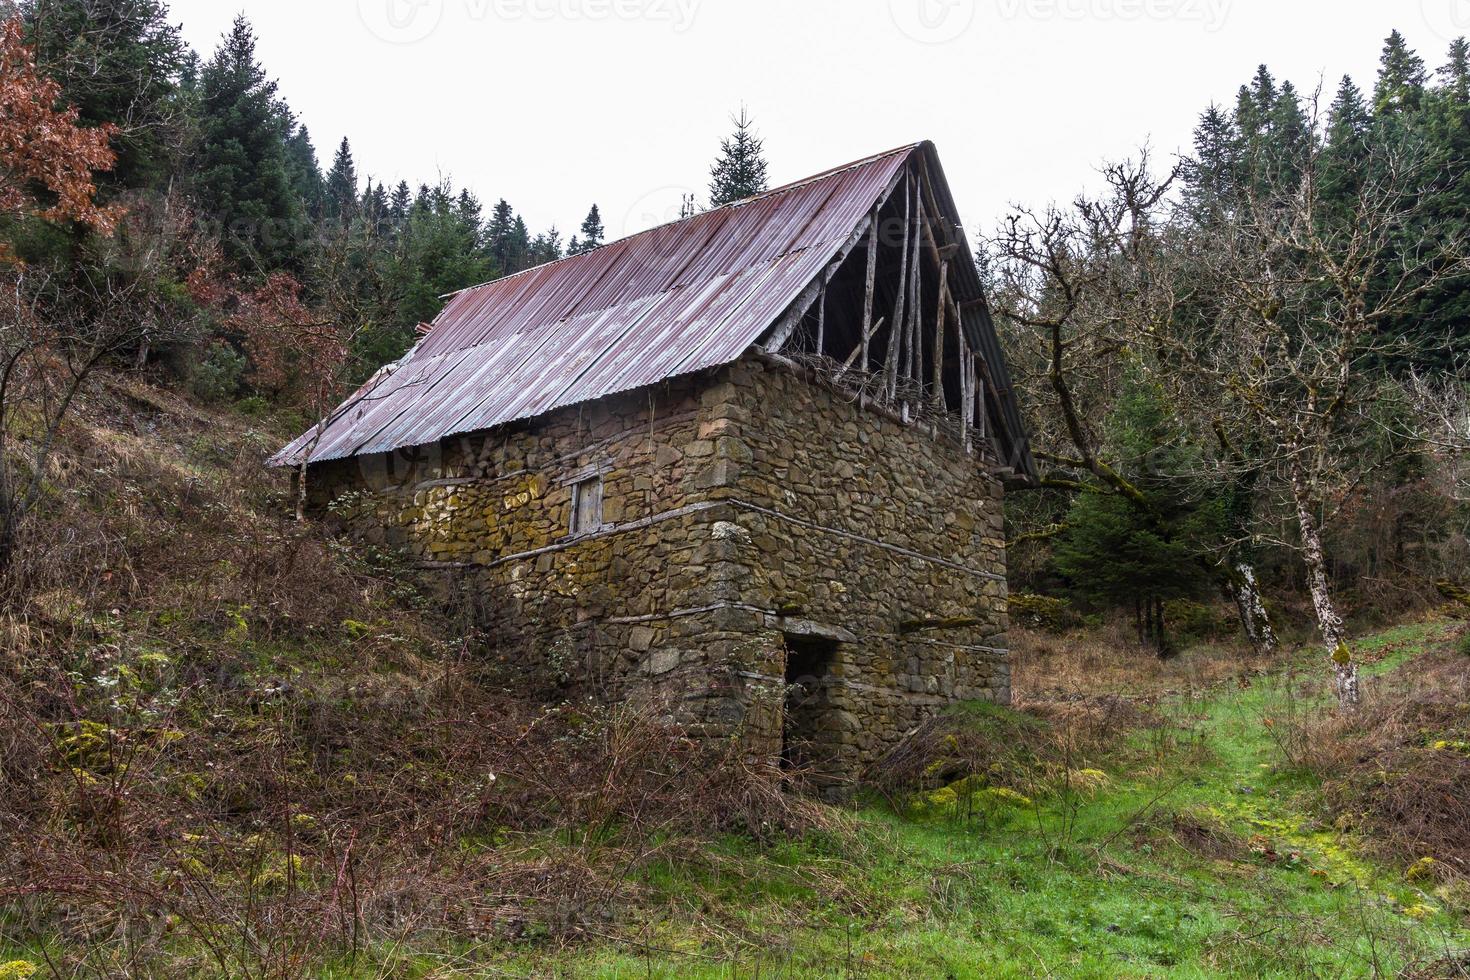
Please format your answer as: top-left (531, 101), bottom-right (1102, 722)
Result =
top-left (167, 0), bottom-right (1464, 243)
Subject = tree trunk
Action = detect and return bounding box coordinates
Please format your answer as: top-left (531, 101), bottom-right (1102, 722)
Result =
top-left (1225, 557), bottom-right (1278, 655)
top-left (1153, 595), bottom-right (1173, 659)
top-left (295, 459), bottom-right (308, 523)
top-left (1216, 454), bottom-right (1279, 656)
top-left (1292, 479), bottom-right (1358, 709)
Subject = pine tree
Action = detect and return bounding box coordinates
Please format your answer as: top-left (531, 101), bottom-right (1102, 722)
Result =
top-left (528, 226), bottom-right (563, 265)
top-left (1321, 75), bottom-right (1371, 205)
top-left (1234, 65), bottom-right (1276, 144)
top-left (1181, 103), bottom-right (1238, 217)
top-left (389, 180), bottom-right (412, 230)
top-left (324, 136), bottom-right (358, 222)
top-left (1374, 29), bottom-right (1427, 114)
top-left (24, 0), bottom-right (189, 189)
top-left (1392, 38), bottom-right (1470, 369)
top-left (362, 181), bottom-right (390, 237)
top-left (384, 178), bottom-right (495, 354)
top-left (455, 189), bottom-right (483, 237)
top-left (510, 216), bottom-right (530, 272)
top-left (485, 199), bottom-right (530, 274)
top-left (193, 15), bottom-right (306, 270)
top-left (1442, 36), bottom-right (1470, 105)
top-left (1052, 374), bottom-right (1215, 654)
top-left (1270, 82), bottom-right (1311, 155)
top-left (575, 204), bottom-right (604, 252)
top-left (566, 234), bottom-right (580, 254)
top-left (284, 121), bottom-right (323, 218)
top-left (485, 198), bottom-right (516, 272)
top-left (1266, 80), bottom-right (1312, 185)
top-left (708, 107), bottom-right (769, 207)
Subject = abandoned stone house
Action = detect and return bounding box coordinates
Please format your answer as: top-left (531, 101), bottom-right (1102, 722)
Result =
top-left (273, 141), bottom-right (1036, 781)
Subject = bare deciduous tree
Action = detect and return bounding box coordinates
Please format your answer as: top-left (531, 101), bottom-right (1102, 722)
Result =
top-left (986, 151), bottom-right (1280, 654)
top-left (0, 269), bottom-right (152, 571)
top-left (1151, 135), bottom-right (1470, 708)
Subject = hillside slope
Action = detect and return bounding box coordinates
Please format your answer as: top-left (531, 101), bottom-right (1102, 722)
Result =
top-left (1, 377), bottom-right (1467, 978)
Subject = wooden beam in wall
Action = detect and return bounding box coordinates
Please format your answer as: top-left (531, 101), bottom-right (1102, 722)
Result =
top-left (958, 331), bottom-right (970, 451)
top-left (814, 283), bottom-right (826, 355)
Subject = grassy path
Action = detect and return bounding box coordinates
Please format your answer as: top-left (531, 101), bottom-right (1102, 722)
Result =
top-left (484, 621), bottom-right (1469, 978)
top-left (10, 623), bottom-right (1464, 978)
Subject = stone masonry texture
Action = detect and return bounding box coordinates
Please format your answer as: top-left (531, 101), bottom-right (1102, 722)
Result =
top-left (306, 354), bottom-right (1010, 782)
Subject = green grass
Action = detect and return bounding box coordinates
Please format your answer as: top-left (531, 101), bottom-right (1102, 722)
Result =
top-left (459, 620), bottom-right (1466, 978)
top-left (6, 622), bottom-right (1466, 978)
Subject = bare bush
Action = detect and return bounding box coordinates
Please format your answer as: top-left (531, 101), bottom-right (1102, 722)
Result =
top-left (0, 374), bottom-right (831, 975)
top-left (1300, 630), bottom-right (1470, 880)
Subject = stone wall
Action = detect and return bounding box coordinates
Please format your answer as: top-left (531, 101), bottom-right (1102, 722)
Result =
top-left (698, 357), bottom-right (1011, 776)
top-left (305, 353), bottom-right (1009, 780)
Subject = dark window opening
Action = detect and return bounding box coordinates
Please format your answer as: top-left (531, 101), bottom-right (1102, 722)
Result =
top-left (782, 633), bottom-right (841, 779)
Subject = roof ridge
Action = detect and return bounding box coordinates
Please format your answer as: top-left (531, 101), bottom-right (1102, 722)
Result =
top-left (438, 142), bottom-right (923, 304)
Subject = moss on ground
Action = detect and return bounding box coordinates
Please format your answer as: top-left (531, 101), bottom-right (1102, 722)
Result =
top-left (314, 623), bottom-right (1466, 977)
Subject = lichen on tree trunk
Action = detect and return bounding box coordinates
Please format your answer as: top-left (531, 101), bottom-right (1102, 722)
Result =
top-left (1225, 558), bottom-right (1277, 655)
top-left (1292, 479), bottom-right (1358, 709)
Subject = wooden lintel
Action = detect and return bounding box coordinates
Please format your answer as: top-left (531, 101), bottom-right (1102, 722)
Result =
top-left (899, 615), bottom-right (985, 635)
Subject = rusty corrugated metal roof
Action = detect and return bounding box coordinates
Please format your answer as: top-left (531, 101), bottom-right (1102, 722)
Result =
top-left (271, 143), bottom-right (917, 466)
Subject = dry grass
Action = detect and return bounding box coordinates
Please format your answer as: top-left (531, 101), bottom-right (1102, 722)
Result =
top-left (1011, 620), bottom-right (1277, 702)
top-left (1299, 625), bottom-right (1470, 884)
top-left (0, 373), bottom-right (831, 977)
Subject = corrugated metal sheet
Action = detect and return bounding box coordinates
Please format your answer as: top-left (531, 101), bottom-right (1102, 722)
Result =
top-left (271, 143), bottom-right (916, 466)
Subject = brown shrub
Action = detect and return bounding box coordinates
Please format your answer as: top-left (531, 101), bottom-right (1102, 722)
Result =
top-left (1011, 622), bottom-right (1274, 701)
top-left (1300, 634), bottom-right (1470, 881)
top-left (0, 375), bottom-right (832, 975)
top-left (862, 694), bottom-right (1157, 807)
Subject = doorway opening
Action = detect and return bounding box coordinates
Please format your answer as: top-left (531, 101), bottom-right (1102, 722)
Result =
top-left (781, 633), bottom-right (841, 778)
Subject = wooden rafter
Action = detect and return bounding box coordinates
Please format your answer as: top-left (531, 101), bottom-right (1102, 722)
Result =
top-left (859, 211), bottom-right (878, 372)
